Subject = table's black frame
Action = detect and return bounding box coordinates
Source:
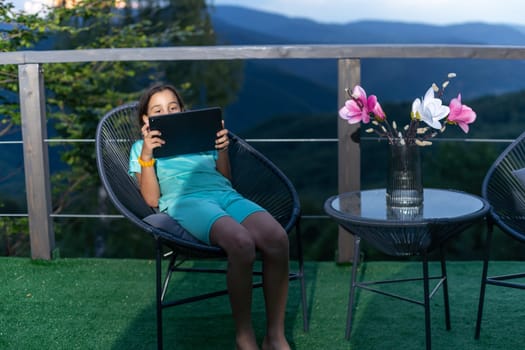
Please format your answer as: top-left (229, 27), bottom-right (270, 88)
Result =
top-left (324, 188), bottom-right (489, 350)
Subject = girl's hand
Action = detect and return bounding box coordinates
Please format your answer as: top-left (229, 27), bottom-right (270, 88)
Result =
top-left (140, 123), bottom-right (164, 160)
top-left (215, 124), bottom-right (229, 153)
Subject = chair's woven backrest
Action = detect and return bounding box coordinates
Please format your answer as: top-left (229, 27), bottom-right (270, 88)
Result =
top-left (96, 103), bottom-right (156, 226)
top-left (227, 134), bottom-right (300, 233)
top-left (483, 131), bottom-right (525, 243)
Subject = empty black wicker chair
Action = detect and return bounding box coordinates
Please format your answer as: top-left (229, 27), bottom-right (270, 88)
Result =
top-left (475, 130), bottom-right (525, 339)
top-left (95, 102), bottom-right (308, 349)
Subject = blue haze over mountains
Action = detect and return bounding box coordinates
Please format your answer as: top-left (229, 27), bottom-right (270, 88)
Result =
top-left (210, 5), bottom-right (525, 131)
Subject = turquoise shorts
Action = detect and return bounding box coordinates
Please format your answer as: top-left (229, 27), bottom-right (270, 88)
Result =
top-left (166, 190), bottom-right (265, 245)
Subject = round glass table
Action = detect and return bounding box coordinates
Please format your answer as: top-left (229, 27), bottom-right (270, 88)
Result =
top-left (325, 188), bottom-right (489, 256)
top-left (324, 188), bottom-right (490, 350)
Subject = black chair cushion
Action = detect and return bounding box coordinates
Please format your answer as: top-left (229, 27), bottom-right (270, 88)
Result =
top-left (143, 213), bottom-right (204, 244)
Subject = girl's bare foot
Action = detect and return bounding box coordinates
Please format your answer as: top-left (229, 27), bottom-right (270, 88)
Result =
top-left (261, 336), bottom-right (290, 350)
top-left (236, 333), bottom-right (259, 350)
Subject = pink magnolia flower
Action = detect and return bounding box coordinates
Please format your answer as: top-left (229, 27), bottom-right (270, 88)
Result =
top-left (339, 85), bottom-right (386, 124)
top-left (447, 93), bottom-right (476, 133)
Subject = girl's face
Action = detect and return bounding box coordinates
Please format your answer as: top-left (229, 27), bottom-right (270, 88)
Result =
top-left (142, 89), bottom-right (182, 126)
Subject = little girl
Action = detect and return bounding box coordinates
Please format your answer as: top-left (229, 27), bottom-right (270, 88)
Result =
top-left (129, 82), bottom-right (291, 350)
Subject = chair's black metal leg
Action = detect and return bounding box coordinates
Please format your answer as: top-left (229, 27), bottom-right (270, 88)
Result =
top-left (295, 220), bottom-right (309, 331)
top-left (475, 221), bottom-right (493, 340)
top-left (161, 254), bottom-right (176, 301)
top-left (156, 239), bottom-right (164, 350)
top-left (422, 252), bottom-right (432, 350)
top-left (345, 235), bottom-right (361, 340)
top-left (439, 245), bottom-right (451, 330)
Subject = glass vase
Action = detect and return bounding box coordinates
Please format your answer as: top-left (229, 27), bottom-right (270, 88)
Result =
top-left (386, 140), bottom-right (423, 217)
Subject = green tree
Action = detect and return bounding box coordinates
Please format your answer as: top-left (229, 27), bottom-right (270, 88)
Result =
top-left (0, 0), bottom-right (242, 257)
top-left (0, 1), bottom-right (48, 131)
top-left (0, 2), bottom-right (49, 256)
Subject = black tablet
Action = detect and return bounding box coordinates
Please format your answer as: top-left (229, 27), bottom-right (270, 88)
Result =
top-left (148, 107), bottom-right (222, 158)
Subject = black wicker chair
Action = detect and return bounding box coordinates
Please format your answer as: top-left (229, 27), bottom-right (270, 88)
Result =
top-left (475, 131), bottom-right (525, 339)
top-left (95, 102), bottom-right (308, 349)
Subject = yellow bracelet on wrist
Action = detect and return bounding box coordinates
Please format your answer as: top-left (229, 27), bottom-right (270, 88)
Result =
top-left (138, 157), bottom-right (156, 167)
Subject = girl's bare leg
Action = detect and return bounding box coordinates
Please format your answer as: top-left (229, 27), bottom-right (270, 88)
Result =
top-left (210, 216), bottom-right (259, 350)
top-left (242, 212), bottom-right (291, 350)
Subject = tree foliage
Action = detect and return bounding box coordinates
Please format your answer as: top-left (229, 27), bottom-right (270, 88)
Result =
top-left (0, 0), bottom-right (242, 256)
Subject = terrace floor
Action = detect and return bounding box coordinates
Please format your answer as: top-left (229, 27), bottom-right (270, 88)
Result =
top-left (1, 257), bottom-right (523, 349)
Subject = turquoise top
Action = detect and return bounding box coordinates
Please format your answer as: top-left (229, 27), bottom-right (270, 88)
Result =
top-left (128, 140), bottom-right (232, 212)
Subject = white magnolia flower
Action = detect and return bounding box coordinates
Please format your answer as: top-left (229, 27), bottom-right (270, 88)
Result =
top-left (411, 87), bottom-right (450, 129)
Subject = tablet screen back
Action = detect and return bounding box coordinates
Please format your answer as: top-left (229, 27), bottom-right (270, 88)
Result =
top-left (148, 107), bottom-right (222, 158)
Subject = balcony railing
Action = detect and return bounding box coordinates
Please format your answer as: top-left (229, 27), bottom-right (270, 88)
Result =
top-left (2, 44), bottom-right (525, 260)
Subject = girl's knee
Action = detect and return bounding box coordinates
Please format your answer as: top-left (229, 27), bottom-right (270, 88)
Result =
top-left (260, 224), bottom-right (289, 255)
top-left (224, 230), bottom-right (257, 263)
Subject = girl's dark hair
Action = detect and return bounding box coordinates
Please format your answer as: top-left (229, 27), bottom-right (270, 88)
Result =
top-left (137, 82), bottom-right (186, 126)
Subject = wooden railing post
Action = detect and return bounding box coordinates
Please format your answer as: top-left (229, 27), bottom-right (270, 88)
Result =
top-left (18, 64), bottom-right (55, 260)
top-left (337, 58), bottom-right (361, 263)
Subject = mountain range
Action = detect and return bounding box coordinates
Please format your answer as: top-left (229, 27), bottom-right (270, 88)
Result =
top-left (3, 5), bottom-right (525, 203)
top-left (209, 5), bottom-right (525, 131)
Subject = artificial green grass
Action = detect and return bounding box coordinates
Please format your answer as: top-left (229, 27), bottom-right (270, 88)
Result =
top-left (0, 257), bottom-right (523, 349)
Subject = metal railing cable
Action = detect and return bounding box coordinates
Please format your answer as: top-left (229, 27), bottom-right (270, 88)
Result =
top-left (0, 136), bottom-right (516, 219)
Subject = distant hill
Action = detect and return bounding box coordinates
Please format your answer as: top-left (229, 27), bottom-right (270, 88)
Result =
top-left (209, 5), bottom-right (525, 132)
top-left (511, 24), bottom-right (525, 35)
top-left (211, 6), bottom-right (525, 45)
top-left (3, 6), bottom-right (525, 201)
